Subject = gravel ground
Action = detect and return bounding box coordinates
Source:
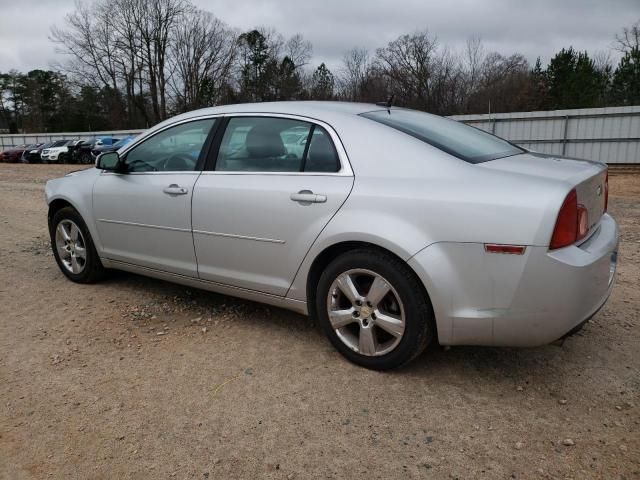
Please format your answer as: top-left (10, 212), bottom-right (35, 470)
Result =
top-left (0, 163), bottom-right (638, 480)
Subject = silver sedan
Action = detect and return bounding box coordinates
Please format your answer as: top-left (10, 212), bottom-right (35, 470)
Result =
top-left (45, 102), bottom-right (619, 370)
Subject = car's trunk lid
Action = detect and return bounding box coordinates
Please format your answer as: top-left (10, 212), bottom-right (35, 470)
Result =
top-left (480, 152), bottom-right (608, 239)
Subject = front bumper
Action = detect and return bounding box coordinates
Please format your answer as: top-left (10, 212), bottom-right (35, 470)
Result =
top-left (409, 214), bottom-right (619, 347)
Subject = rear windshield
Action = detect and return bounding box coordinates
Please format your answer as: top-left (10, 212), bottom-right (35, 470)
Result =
top-left (361, 109), bottom-right (524, 163)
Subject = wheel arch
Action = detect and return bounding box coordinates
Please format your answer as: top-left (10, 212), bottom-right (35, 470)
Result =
top-left (47, 198), bottom-right (76, 231)
top-left (304, 241), bottom-right (436, 337)
top-left (47, 195), bottom-right (103, 254)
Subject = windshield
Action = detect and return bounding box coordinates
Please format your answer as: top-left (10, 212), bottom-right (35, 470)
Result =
top-left (361, 109), bottom-right (524, 164)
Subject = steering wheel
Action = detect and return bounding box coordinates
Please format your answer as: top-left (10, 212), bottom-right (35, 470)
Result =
top-left (162, 153), bottom-right (195, 171)
top-left (125, 158), bottom-right (157, 172)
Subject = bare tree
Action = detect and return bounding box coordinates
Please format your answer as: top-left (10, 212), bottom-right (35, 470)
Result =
top-left (169, 10), bottom-right (237, 110)
top-left (51, 1), bottom-right (128, 127)
top-left (338, 47), bottom-right (372, 101)
top-left (127, 0), bottom-right (191, 122)
top-left (463, 35), bottom-right (485, 106)
top-left (613, 20), bottom-right (640, 53)
top-left (593, 50), bottom-right (613, 71)
top-left (284, 34), bottom-right (313, 68)
top-left (466, 51), bottom-right (532, 114)
top-left (51, 2), bottom-right (117, 90)
top-left (374, 31), bottom-right (465, 114)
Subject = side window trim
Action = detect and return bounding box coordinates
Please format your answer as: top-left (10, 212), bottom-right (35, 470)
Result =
top-left (299, 124), bottom-right (315, 172)
top-left (202, 113), bottom-right (350, 175)
top-left (194, 118), bottom-right (222, 171)
top-left (203, 116), bottom-right (230, 172)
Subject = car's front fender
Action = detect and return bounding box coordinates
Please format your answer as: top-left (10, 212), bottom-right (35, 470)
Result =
top-left (45, 169), bottom-right (103, 253)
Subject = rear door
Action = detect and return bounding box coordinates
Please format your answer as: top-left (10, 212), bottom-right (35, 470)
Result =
top-left (192, 115), bottom-right (354, 296)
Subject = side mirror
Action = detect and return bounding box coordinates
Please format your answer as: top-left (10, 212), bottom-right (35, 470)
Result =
top-left (96, 151), bottom-right (121, 171)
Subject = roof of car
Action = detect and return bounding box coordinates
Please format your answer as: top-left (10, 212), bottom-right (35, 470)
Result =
top-left (163, 101), bottom-right (388, 127)
top-left (195, 101), bottom-right (379, 115)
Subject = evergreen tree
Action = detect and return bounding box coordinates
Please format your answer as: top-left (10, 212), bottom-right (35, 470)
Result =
top-left (276, 56), bottom-right (302, 100)
top-left (239, 30), bottom-right (273, 101)
top-left (545, 48), bottom-right (603, 109)
top-left (311, 63), bottom-right (335, 100)
top-left (611, 47), bottom-right (640, 105)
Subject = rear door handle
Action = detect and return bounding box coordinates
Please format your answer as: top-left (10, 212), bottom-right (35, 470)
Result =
top-left (290, 190), bottom-right (327, 204)
top-left (163, 184), bottom-right (189, 195)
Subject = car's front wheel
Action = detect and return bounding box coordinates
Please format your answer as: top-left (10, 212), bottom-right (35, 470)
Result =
top-left (316, 249), bottom-right (435, 370)
top-left (79, 152), bottom-right (93, 164)
top-left (50, 207), bottom-right (105, 283)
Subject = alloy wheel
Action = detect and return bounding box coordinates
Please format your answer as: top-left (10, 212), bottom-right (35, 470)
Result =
top-left (326, 269), bottom-right (406, 356)
top-left (55, 219), bottom-right (87, 274)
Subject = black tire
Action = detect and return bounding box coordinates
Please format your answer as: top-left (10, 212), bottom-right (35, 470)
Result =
top-left (80, 152), bottom-right (93, 165)
top-left (316, 248), bottom-right (435, 370)
top-left (50, 207), bottom-right (105, 283)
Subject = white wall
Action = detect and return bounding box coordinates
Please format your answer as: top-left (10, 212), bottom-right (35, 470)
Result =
top-left (0, 129), bottom-right (145, 150)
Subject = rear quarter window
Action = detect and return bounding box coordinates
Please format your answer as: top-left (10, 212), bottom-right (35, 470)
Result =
top-left (361, 109), bottom-right (524, 164)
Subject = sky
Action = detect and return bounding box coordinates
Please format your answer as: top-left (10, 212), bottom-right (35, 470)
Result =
top-left (0, 0), bottom-right (638, 73)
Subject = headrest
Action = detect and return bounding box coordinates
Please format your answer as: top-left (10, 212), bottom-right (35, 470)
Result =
top-left (245, 124), bottom-right (286, 158)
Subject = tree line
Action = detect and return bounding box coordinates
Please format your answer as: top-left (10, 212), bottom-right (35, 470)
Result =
top-left (0, 0), bottom-right (638, 134)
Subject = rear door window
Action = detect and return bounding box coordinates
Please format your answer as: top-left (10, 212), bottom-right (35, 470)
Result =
top-left (215, 117), bottom-right (341, 173)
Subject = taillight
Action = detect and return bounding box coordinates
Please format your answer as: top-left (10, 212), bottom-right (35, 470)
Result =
top-left (604, 170), bottom-right (609, 212)
top-left (550, 189), bottom-right (578, 249)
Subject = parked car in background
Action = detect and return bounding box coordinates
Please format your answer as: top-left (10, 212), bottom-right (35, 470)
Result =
top-left (20, 143), bottom-right (46, 163)
top-left (93, 137), bottom-right (121, 148)
top-left (22, 142), bottom-right (54, 163)
top-left (1, 144), bottom-right (29, 163)
top-left (44, 102), bottom-right (618, 370)
top-left (91, 135), bottom-right (136, 158)
top-left (69, 140), bottom-right (94, 164)
top-left (41, 140), bottom-right (74, 163)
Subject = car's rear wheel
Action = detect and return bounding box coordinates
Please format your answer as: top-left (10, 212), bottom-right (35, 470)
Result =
top-left (50, 207), bottom-right (105, 283)
top-left (316, 249), bottom-right (434, 370)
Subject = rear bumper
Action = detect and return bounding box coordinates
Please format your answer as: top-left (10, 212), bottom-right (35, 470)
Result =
top-left (409, 214), bottom-right (619, 347)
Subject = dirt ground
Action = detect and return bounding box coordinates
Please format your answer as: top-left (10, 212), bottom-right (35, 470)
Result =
top-left (0, 163), bottom-right (638, 480)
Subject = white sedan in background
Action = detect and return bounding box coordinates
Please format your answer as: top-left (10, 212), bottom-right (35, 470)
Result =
top-left (44, 102), bottom-right (618, 370)
top-left (41, 139), bottom-right (74, 163)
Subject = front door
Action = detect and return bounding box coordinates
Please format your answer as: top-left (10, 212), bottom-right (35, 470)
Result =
top-left (192, 115), bottom-right (354, 296)
top-left (93, 118), bottom-right (218, 277)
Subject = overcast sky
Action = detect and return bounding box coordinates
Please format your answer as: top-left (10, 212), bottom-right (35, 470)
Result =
top-left (0, 0), bottom-right (638, 73)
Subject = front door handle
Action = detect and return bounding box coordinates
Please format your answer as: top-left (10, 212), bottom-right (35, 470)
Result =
top-left (163, 184), bottom-right (189, 195)
top-left (290, 190), bottom-right (327, 204)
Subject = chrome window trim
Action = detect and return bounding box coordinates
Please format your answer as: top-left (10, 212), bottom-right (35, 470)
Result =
top-left (106, 112), bottom-right (353, 177)
top-left (100, 171), bottom-right (201, 176)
